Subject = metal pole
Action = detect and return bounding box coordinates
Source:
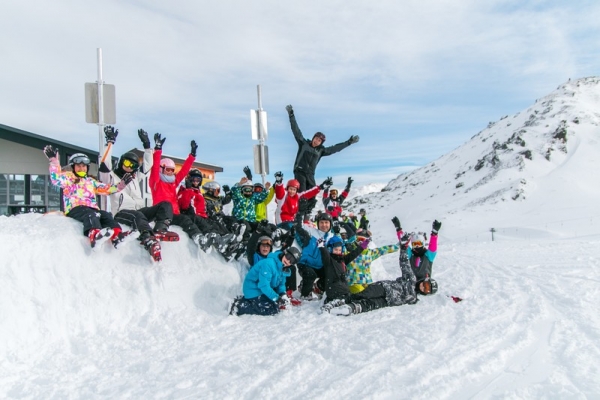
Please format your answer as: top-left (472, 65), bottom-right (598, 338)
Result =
top-left (257, 85), bottom-right (266, 185)
top-left (97, 48), bottom-right (106, 210)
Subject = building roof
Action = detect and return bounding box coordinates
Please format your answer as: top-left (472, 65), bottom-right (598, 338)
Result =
top-left (127, 148), bottom-right (223, 172)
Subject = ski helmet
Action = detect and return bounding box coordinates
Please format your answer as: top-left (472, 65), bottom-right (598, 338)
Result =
top-left (185, 168), bottom-right (203, 188)
top-left (329, 188), bottom-right (339, 197)
top-left (69, 153), bottom-right (91, 175)
top-left (312, 132), bottom-right (326, 144)
top-left (327, 236), bottom-right (344, 253)
top-left (116, 151), bottom-right (140, 177)
top-left (253, 182), bottom-right (265, 192)
top-left (317, 212), bottom-right (333, 224)
top-left (286, 179), bottom-right (300, 190)
top-left (241, 180), bottom-right (254, 196)
top-left (283, 246), bottom-right (302, 265)
top-left (411, 232), bottom-right (426, 248)
top-left (160, 158), bottom-right (176, 171)
top-left (257, 235), bottom-right (273, 250)
top-left (202, 181), bottom-right (221, 197)
top-left (416, 278), bottom-right (438, 295)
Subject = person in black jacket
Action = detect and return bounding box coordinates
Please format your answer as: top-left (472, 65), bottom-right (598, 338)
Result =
top-left (285, 104), bottom-right (360, 222)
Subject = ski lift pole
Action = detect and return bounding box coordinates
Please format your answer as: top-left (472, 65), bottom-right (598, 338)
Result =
top-left (97, 48), bottom-right (106, 210)
top-left (257, 85), bottom-right (266, 185)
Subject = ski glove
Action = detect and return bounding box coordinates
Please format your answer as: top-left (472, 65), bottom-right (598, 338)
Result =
top-left (190, 140), bottom-right (198, 157)
top-left (138, 129), bottom-right (151, 149)
top-left (348, 135), bottom-right (360, 144)
top-left (104, 126), bottom-right (118, 145)
top-left (117, 173), bottom-right (134, 191)
top-left (345, 177), bottom-right (353, 191)
top-left (285, 104), bottom-right (294, 117)
top-left (319, 176), bottom-right (333, 191)
top-left (274, 171), bottom-right (283, 184)
top-left (222, 185), bottom-right (231, 195)
top-left (360, 238), bottom-right (371, 249)
top-left (278, 294), bottom-right (292, 309)
top-left (43, 145), bottom-right (57, 160)
top-left (243, 166), bottom-right (253, 180)
top-left (332, 221), bottom-right (341, 234)
top-left (392, 216), bottom-right (402, 231)
top-left (317, 238), bottom-right (325, 248)
top-left (154, 133), bottom-right (166, 150)
top-left (432, 220), bottom-right (442, 235)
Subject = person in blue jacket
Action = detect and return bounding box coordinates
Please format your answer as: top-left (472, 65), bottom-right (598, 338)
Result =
top-left (230, 246), bottom-right (302, 316)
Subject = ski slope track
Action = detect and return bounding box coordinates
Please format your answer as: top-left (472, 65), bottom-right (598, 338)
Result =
top-left (2, 77), bottom-right (600, 399)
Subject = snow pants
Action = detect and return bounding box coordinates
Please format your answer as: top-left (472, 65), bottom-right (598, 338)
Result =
top-left (235, 295), bottom-right (279, 316)
top-left (171, 214), bottom-right (201, 239)
top-left (347, 283), bottom-right (389, 313)
top-left (294, 170), bottom-right (318, 223)
top-left (114, 201), bottom-right (174, 234)
top-left (298, 263), bottom-right (325, 297)
top-left (67, 205), bottom-right (120, 236)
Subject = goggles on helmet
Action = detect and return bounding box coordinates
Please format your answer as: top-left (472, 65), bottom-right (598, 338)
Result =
top-left (70, 155), bottom-right (90, 165)
top-left (122, 159), bottom-right (139, 169)
top-left (190, 176), bottom-right (202, 183)
top-left (242, 187), bottom-right (253, 194)
top-left (162, 167), bottom-right (175, 173)
top-left (420, 279), bottom-right (432, 295)
top-left (412, 241), bottom-right (423, 248)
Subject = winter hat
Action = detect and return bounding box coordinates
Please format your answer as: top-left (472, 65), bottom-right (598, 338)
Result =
top-left (327, 236), bottom-right (344, 253)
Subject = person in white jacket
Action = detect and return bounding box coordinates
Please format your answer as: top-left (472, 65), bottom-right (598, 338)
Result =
top-left (99, 127), bottom-right (177, 261)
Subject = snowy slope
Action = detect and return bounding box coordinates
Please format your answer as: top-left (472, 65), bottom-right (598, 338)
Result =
top-left (2, 77), bottom-right (600, 398)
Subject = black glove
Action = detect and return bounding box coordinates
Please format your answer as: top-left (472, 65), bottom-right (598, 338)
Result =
top-left (104, 126), bottom-right (118, 145)
top-left (332, 221), bottom-right (340, 234)
top-left (348, 135), bottom-right (360, 144)
top-left (43, 145), bottom-right (57, 159)
top-left (285, 104), bottom-right (294, 117)
top-left (243, 166), bottom-right (253, 180)
top-left (345, 177), bottom-right (353, 192)
top-left (432, 220), bottom-right (442, 235)
top-left (319, 176), bottom-right (333, 190)
top-left (154, 133), bottom-right (166, 150)
top-left (274, 171), bottom-right (283, 184)
top-left (327, 205), bottom-right (334, 212)
top-left (222, 185), bottom-right (231, 195)
top-left (295, 224), bottom-right (311, 248)
top-left (138, 129), bottom-right (150, 149)
top-left (392, 216), bottom-right (401, 232)
top-left (190, 140), bottom-right (198, 157)
top-left (121, 172), bottom-right (134, 185)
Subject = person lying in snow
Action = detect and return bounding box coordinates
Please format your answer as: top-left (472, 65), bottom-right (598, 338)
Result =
top-left (322, 219), bottom-right (442, 316)
top-left (43, 145), bottom-right (131, 248)
top-left (230, 246), bottom-right (303, 316)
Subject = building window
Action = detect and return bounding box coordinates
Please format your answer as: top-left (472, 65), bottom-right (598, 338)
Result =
top-left (8, 174), bottom-right (25, 205)
top-left (0, 174), bottom-right (7, 216)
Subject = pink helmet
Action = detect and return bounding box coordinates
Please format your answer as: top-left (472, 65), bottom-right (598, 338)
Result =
top-left (160, 158), bottom-right (176, 169)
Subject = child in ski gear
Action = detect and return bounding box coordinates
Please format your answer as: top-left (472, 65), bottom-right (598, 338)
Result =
top-left (202, 181), bottom-right (232, 218)
top-left (99, 127), bottom-right (174, 261)
top-left (231, 177), bottom-right (269, 226)
top-left (346, 218), bottom-right (403, 294)
top-left (322, 234), bottom-right (427, 316)
top-left (407, 220), bottom-right (442, 282)
top-left (323, 177), bottom-right (352, 220)
top-left (319, 235), bottom-right (370, 303)
top-left (285, 104), bottom-right (360, 222)
top-left (274, 171), bottom-right (329, 227)
top-left (242, 166), bottom-right (275, 223)
top-left (230, 247), bottom-right (302, 316)
top-left (149, 134), bottom-right (206, 248)
top-left (44, 145), bottom-right (131, 248)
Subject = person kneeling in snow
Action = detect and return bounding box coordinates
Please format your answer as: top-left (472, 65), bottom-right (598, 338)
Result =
top-left (230, 246), bottom-right (302, 316)
top-left (322, 221), bottom-right (441, 316)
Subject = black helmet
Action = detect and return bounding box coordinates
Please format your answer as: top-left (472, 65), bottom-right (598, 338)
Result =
top-left (185, 168), bottom-right (203, 188)
top-left (416, 278), bottom-right (438, 295)
top-left (283, 246), bottom-right (302, 265)
top-left (115, 151), bottom-right (140, 178)
top-left (317, 213), bottom-right (333, 223)
top-left (202, 181), bottom-right (221, 197)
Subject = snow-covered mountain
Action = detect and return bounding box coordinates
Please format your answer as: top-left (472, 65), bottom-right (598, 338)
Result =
top-left (345, 77), bottom-right (600, 241)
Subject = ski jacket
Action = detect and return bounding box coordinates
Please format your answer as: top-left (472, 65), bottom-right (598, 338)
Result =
top-left (289, 113), bottom-right (352, 175)
top-left (295, 226), bottom-right (336, 269)
top-left (242, 252), bottom-right (290, 302)
top-left (274, 183), bottom-right (320, 224)
top-left (231, 185), bottom-right (269, 222)
top-left (49, 161), bottom-right (120, 214)
top-left (407, 233), bottom-right (438, 281)
top-left (177, 186), bottom-right (207, 218)
top-left (359, 215), bottom-right (370, 231)
top-left (346, 244), bottom-right (400, 286)
top-left (320, 245), bottom-right (365, 301)
top-left (255, 186), bottom-right (275, 222)
top-left (322, 189), bottom-right (349, 219)
top-left (149, 149), bottom-right (195, 215)
top-left (99, 144), bottom-right (153, 215)
top-left (204, 193), bottom-right (231, 218)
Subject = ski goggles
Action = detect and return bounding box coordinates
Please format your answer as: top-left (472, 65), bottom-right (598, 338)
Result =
top-left (420, 280), bottom-right (432, 295)
top-left (412, 240), bottom-right (423, 248)
top-left (190, 176), bottom-right (202, 183)
top-left (162, 167), bottom-right (175, 173)
top-left (71, 155), bottom-right (90, 165)
top-left (242, 187), bottom-right (253, 194)
top-left (122, 159), bottom-right (139, 169)
top-left (259, 239), bottom-right (273, 247)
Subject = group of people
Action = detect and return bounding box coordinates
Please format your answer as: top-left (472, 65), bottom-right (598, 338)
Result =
top-left (43, 104), bottom-right (442, 316)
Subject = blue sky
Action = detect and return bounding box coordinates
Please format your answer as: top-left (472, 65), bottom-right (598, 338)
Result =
top-left (1, 1), bottom-right (599, 188)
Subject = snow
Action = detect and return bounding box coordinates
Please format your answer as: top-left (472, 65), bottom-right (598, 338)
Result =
top-left (2, 77), bottom-right (600, 398)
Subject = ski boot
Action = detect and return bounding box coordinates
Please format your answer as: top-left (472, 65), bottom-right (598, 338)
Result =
top-left (154, 230), bottom-right (180, 242)
top-left (110, 227), bottom-right (128, 248)
top-left (193, 233), bottom-right (213, 253)
top-left (88, 227), bottom-right (113, 249)
top-left (141, 235), bottom-right (162, 262)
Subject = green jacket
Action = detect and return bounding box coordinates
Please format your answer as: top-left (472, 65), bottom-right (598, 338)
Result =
top-left (346, 244), bottom-right (400, 285)
top-left (255, 186), bottom-right (275, 222)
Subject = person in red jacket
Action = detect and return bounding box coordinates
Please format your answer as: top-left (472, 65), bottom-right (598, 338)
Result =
top-left (322, 176), bottom-right (353, 220)
top-left (149, 133), bottom-right (207, 250)
top-left (273, 171), bottom-right (332, 229)
top-left (177, 168), bottom-right (239, 255)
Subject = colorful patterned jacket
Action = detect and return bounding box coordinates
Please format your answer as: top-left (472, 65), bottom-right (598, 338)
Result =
top-left (231, 184), bottom-right (269, 222)
top-left (346, 244), bottom-right (400, 286)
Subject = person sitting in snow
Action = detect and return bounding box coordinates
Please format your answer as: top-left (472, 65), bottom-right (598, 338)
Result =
top-left (99, 126), bottom-right (176, 262)
top-left (322, 177), bottom-right (352, 220)
top-left (43, 145), bottom-right (132, 248)
top-left (230, 246), bottom-right (303, 316)
top-left (321, 222), bottom-right (441, 316)
top-left (273, 171), bottom-right (331, 229)
top-left (231, 176), bottom-right (270, 233)
top-left (242, 166), bottom-right (275, 224)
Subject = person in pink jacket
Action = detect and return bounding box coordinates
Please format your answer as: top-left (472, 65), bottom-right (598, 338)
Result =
top-left (43, 145), bottom-right (132, 248)
top-left (273, 171), bottom-right (332, 228)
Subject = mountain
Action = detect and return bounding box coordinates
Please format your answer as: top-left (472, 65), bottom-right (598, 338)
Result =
top-left (344, 77), bottom-right (600, 240)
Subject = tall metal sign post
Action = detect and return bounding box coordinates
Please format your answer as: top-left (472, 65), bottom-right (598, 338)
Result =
top-left (250, 85), bottom-right (269, 184)
top-left (85, 48), bottom-right (116, 209)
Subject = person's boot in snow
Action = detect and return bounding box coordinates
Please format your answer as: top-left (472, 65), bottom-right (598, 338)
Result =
top-left (217, 233), bottom-right (236, 254)
top-left (320, 298), bottom-right (345, 314)
top-left (88, 227), bottom-right (113, 248)
top-left (154, 230), bottom-right (180, 242)
top-left (234, 224), bottom-right (246, 243)
top-left (330, 302), bottom-right (362, 316)
top-left (140, 231), bottom-right (162, 262)
top-left (192, 233), bottom-right (212, 253)
top-left (110, 227), bottom-right (126, 248)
